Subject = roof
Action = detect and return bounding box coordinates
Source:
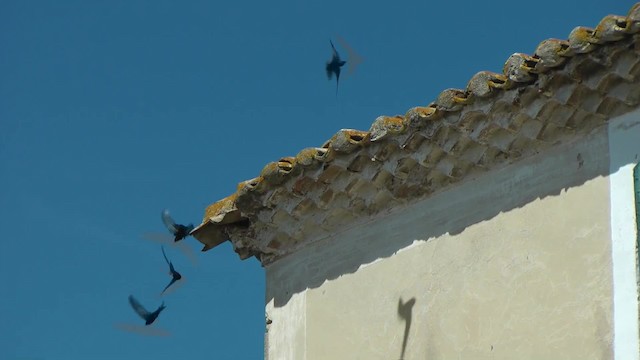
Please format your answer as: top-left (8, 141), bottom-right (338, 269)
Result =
top-left (192, 3), bottom-right (640, 265)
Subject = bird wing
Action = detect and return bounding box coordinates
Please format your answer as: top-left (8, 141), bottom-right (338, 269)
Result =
top-left (141, 233), bottom-right (198, 266)
top-left (128, 295), bottom-right (150, 319)
top-left (335, 35), bottom-right (363, 76)
top-left (161, 246), bottom-right (171, 266)
top-left (161, 246), bottom-right (181, 277)
top-left (161, 209), bottom-right (178, 235)
top-left (141, 232), bottom-right (173, 245)
top-left (330, 40), bottom-right (340, 60)
top-left (175, 241), bottom-right (198, 266)
top-left (161, 278), bottom-right (178, 295)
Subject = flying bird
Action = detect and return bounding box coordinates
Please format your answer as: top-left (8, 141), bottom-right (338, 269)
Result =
top-left (162, 209), bottom-right (194, 242)
top-left (128, 295), bottom-right (166, 326)
top-left (326, 40), bottom-right (347, 95)
top-left (334, 35), bottom-right (364, 77)
top-left (161, 246), bottom-right (182, 295)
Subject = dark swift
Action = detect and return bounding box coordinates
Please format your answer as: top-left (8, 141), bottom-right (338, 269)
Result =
top-left (161, 209), bottom-right (194, 242)
top-left (326, 40), bottom-right (346, 95)
top-left (128, 295), bottom-right (166, 326)
top-left (161, 246), bottom-right (182, 295)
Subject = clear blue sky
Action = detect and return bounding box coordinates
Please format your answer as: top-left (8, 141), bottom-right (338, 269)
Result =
top-left (0, 1), bottom-right (628, 359)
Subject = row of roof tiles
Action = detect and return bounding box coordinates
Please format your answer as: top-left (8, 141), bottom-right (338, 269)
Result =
top-left (192, 3), bottom-right (640, 264)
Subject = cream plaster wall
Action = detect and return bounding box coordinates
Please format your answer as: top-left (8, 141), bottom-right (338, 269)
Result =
top-left (304, 174), bottom-right (612, 359)
top-left (266, 119), bottom-right (624, 359)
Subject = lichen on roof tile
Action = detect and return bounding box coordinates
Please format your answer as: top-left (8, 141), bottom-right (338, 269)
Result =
top-left (628, 4), bottom-right (640, 33)
top-left (436, 89), bottom-right (472, 111)
top-left (203, 193), bottom-right (238, 223)
top-left (533, 39), bottom-right (571, 72)
top-left (403, 105), bottom-right (440, 128)
top-left (326, 129), bottom-right (370, 153)
top-left (595, 15), bottom-right (630, 42)
top-left (569, 26), bottom-right (598, 53)
top-left (295, 148), bottom-right (320, 167)
top-left (467, 71), bottom-right (510, 98)
top-left (369, 116), bottom-right (406, 141)
top-left (504, 53), bottom-right (539, 82)
top-left (259, 157), bottom-right (301, 186)
top-left (192, 3), bottom-right (640, 265)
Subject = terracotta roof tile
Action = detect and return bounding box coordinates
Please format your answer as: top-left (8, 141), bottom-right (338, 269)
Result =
top-left (192, 3), bottom-right (640, 264)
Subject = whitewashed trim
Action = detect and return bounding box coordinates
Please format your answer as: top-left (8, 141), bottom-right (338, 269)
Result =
top-left (608, 110), bottom-right (640, 360)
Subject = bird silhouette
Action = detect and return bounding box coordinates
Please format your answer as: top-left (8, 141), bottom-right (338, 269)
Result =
top-left (161, 209), bottom-right (194, 242)
top-left (326, 40), bottom-right (347, 95)
top-left (128, 295), bottom-right (166, 326)
top-left (161, 246), bottom-right (182, 295)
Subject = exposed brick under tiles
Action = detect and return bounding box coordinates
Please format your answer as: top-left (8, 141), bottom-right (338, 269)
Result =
top-left (347, 154), bottom-right (374, 173)
top-left (597, 97), bottom-right (635, 118)
top-left (323, 208), bottom-right (356, 229)
top-left (292, 176), bottom-right (316, 196)
top-left (567, 86), bottom-right (605, 113)
top-left (345, 177), bottom-right (378, 201)
top-left (271, 209), bottom-right (298, 228)
top-left (448, 136), bottom-right (475, 156)
top-left (394, 157), bottom-right (418, 181)
top-left (405, 162), bottom-right (433, 185)
top-left (291, 197), bottom-right (318, 219)
top-left (567, 55), bottom-right (609, 84)
top-left (419, 144), bottom-right (446, 167)
top-left (458, 142), bottom-right (488, 164)
top-left (458, 111), bottom-right (489, 133)
top-left (517, 116), bottom-right (544, 140)
top-left (400, 133), bottom-right (426, 152)
top-left (369, 190), bottom-right (400, 213)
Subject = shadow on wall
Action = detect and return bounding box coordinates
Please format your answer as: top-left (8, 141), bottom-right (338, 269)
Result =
top-left (266, 114), bottom-right (640, 307)
top-left (398, 297), bottom-right (416, 360)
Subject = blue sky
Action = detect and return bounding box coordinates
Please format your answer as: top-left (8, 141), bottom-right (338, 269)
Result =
top-left (0, 1), bottom-right (628, 359)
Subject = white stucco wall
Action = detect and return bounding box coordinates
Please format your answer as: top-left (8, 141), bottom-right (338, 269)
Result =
top-left (608, 110), bottom-right (640, 360)
top-left (265, 110), bottom-right (640, 359)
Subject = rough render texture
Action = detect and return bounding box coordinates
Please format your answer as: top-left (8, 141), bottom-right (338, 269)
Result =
top-left (265, 127), bottom-right (613, 359)
top-left (192, 3), bottom-right (640, 265)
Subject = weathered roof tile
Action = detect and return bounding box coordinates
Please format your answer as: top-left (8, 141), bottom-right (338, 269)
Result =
top-left (504, 53), bottom-right (539, 82)
top-left (369, 115), bottom-right (405, 142)
top-left (595, 15), bottom-right (629, 42)
top-left (628, 4), bottom-right (640, 33)
top-left (467, 71), bottom-right (510, 97)
top-left (436, 89), bottom-right (472, 111)
top-left (533, 39), bottom-right (571, 72)
top-left (569, 26), bottom-right (599, 53)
